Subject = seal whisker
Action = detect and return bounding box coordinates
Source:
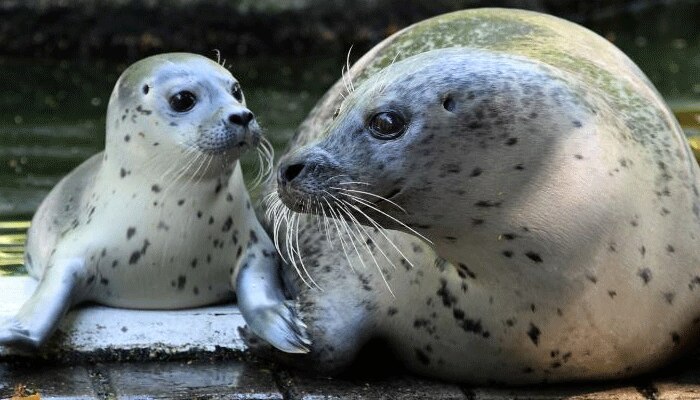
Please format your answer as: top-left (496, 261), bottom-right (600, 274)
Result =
top-left (333, 198), bottom-right (395, 296)
top-left (345, 44), bottom-right (355, 92)
top-left (284, 210), bottom-right (316, 289)
top-left (336, 181), bottom-right (371, 186)
top-left (330, 193), bottom-right (400, 272)
top-left (294, 210), bottom-right (322, 290)
top-left (342, 193), bottom-right (432, 244)
top-left (335, 194), bottom-right (414, 270)
top-left (322, 197), bottom-right (361, 274)
top-left (250, 136), bottom-right (275, 189)
top-left (333, 187), bottom-right (406, 213)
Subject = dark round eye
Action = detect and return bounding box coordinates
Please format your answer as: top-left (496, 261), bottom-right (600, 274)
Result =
top-left (169, 91), bottom-right (197, 113)
top-left (231, 83), bottom-right (243, 102)
top-left (368, 111), bottom-right (406, 140)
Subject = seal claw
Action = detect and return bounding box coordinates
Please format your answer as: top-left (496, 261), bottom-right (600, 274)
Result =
top-left (246, 300), bottom-right (310, 354)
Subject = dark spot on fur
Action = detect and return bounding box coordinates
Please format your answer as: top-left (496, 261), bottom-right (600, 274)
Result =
top-left (469, 167), bottom-right (482, 177)
top-left (472, 218), bottom-right (484, 225)
top-left (608, 290), bottom-right (617, 298)
top-left (100, 278), bottom-right (109, 286)
top-left (572, 120), bottom-right (582, 128)
top-left (514, 164), bottom-right (525, 170)
top-left (124, 135), bottom-right (130, 142)
top-left (191, 258), bottom-right (198, 268)
top-left (502, 250), bottom-right (513, 258)
top-left (177, 199), bottom-right (185, 206)
top-left (475, 200), bottom-right (501, 208)
top-left (671, 332), bottom-right (680, 345)
top-left (249, 230), bottom-right (258, 244)
top-left (505, 137), bottom-right (518, 146)
top-left (120, 168), bottom-right (127, 178)
top-left (129, 251), bottom-right (140, 264)
top-left (525, 252), bottom-right (543, 263)
top-left (151, 185), bottom-right (161, 193)
top-left (222, 217), bottom-right (233, 232)
top-left (136, 105), bottom-right (152, 115)
top-left (574, 154), bottom-right (583, 160)
top-left (387, 307), bottom-right (398, 316)
top-left (666, 244), bottom-right (675, 253)
top-left (126, 227), bottom-right (136, 239)
top-left (456, 263), bottom-right (476, 279)
top-left (638, 268), bottom-right (652, 284)
top-left (436, 279), bottom-right (456, 307)
top-left (664, 292), bottom-right (675, 304)
top-left (527, 323), bottom-right (541, 346)
top-left (177, 275), bottom-right (186, 290)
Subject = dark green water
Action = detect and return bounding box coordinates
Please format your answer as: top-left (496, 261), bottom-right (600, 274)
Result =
top-left (0, 30), bottom-right (698, 275)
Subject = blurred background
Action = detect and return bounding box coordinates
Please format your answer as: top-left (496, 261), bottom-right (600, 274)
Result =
top-left (0, 0), bottom-right (698, 274)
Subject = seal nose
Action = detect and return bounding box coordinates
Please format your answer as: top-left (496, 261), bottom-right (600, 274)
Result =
top-left (228, 110), bottom-right (254, 127)
top-left (279, 163), bottom-right (306, 185)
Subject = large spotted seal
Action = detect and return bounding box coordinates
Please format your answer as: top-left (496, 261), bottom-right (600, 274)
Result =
top-left (0, 53), bottom-right (308, 354)
top-left (264, 9), bottom-right (700, 384)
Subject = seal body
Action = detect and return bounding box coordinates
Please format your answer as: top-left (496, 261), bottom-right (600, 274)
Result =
top-left (267, 9), bottom-right (700, 384)
top-left (1, 53), bottom-right (308, 353)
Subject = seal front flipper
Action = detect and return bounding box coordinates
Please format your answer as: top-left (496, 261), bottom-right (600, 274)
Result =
top-left (235, 249), bottom-right (310, 354)
top-left (0, 257), bottom-right (85, 350)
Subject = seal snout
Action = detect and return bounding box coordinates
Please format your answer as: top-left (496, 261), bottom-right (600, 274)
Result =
top-left (276, 149), bottom-right (342, 212)
top-left (227, 109), bottom-right (254, 127)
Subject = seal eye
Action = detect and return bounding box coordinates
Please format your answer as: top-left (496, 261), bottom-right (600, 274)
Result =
top-left (368, 111), bottom-right (406, 140)
top-left (231, 83), bottom-right (243, 102)
top-left (169, 91), bottom-right (197, 113)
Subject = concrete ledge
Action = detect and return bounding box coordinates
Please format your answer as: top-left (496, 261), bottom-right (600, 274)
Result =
top-left (0, 276), bottom-right (247, 361)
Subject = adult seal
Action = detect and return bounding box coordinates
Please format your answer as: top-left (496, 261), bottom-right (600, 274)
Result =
top-left (0, 53), bottom-right (309, 354)
top-left (267, 9), bottom-right (700, 384)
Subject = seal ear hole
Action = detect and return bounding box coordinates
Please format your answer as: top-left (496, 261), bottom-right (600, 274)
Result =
top-left (443, 96), bottom-right (456, 112)
top-left (142, 85), bottom-right (149, 95)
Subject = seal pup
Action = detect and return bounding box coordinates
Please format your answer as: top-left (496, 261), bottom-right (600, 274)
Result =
top-left (0, 53), bottom-right (309, 353)
top-left (267, 9), bottom-right (700, 384)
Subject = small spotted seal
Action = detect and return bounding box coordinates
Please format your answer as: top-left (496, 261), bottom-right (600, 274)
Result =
top-left (266, 9), bottom-right (700, 384)
top-left (0, 53), bottom-right (309, 353)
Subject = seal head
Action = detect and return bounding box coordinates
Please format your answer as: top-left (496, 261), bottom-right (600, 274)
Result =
top-left (107, 53), bottom-right (261, 176)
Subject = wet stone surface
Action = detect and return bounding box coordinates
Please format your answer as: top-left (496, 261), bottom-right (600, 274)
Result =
top-left (2, 358), bottom-right (700, 399)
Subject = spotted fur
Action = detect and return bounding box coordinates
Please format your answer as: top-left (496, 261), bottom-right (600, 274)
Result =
top-left (261, 9), bottom-right (700, 384)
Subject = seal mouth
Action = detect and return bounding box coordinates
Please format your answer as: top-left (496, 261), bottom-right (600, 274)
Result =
top-left (196, 124), bottom-right (262, 155)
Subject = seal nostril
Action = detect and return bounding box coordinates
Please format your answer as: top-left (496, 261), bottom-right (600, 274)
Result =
top-left (228, 111), bottom-right (254, 127)
top-left (283, 163), bottom-right (306, 183)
